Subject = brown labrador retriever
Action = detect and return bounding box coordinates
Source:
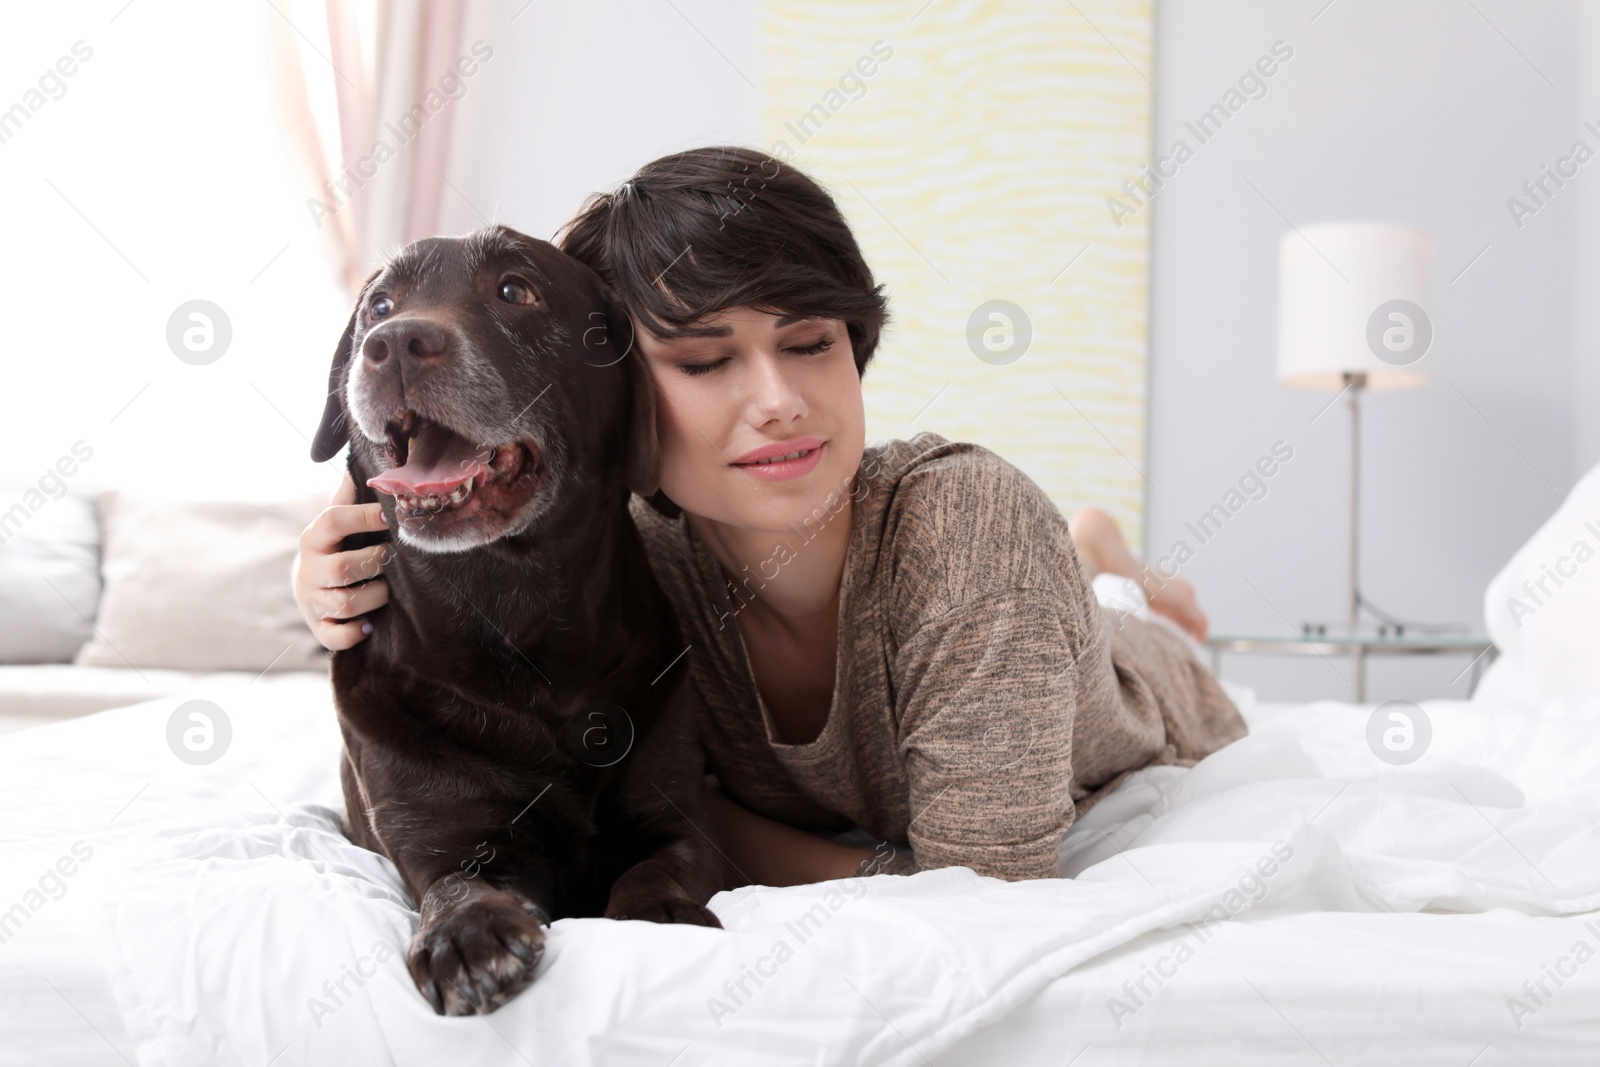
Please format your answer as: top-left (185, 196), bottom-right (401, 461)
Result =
top-left (309, 224), bottom-right (724, 1017)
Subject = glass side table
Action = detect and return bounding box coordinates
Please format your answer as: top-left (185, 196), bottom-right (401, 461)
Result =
top-left (1204, 628), bottom-right (1497, 702)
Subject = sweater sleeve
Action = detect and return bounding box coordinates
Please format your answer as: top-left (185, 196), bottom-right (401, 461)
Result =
top-left (885, 590), bottom-right (1080, 880)
top-left (862, 440), bottom-right (1114, 882)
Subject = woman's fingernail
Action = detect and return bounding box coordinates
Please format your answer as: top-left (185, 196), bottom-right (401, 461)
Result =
top-left (361, 621), bottom-right (373, 635)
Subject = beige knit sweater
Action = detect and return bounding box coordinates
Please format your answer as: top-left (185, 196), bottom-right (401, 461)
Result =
top-left (629, 433), bottom-right (1248, 881)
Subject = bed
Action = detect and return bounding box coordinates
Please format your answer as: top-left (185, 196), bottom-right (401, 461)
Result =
top-left (3, 467), bottom-right (1598, 1066)
top-left (3, 672), bottom-right (1597, 1066)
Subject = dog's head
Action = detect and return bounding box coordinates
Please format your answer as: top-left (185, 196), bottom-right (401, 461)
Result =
top-left (311, 225), bottom-right (657, 552)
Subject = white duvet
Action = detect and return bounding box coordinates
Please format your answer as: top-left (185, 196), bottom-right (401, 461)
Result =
top-left (2, 670), bottom-right (1598, 1066)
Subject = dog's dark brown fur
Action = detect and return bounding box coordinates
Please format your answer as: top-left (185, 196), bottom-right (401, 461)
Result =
top-left (310, 225), bottom-right (724, 1017)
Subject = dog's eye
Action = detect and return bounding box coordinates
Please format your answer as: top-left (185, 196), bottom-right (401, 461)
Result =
top-left (371, 295), bottom-right (394, 319)
top-left (498, 279), bottom-right (538, 305)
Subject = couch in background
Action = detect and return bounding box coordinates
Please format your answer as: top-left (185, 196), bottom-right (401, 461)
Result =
top-left (0, 485), bottom-right (331, 734)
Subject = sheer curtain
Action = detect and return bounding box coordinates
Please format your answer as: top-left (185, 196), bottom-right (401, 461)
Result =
top-left (265, 0), bottom-right (468, 299)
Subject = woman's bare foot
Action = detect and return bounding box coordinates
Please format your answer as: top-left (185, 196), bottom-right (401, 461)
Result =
top-left (1069, 507), bottom-right (1209, 643)
top-left (1145, 574), bottom-right (1209, 643)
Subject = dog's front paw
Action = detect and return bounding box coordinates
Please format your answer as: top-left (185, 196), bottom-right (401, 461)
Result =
top-left (605, 892), bottom-right (722, 928)
top-left (408, 890), bottom-right (548, 1015)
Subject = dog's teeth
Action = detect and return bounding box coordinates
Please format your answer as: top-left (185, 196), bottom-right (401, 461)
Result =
top-left (449, 481), bottom-right (470, 504)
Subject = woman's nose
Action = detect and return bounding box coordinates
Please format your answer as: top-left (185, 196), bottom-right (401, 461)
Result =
top-left (747, 351), bottom-right (807, 422)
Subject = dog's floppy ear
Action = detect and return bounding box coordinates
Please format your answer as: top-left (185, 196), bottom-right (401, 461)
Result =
top-left (311, 269), bottom-right (381, 463)
top-left (605, 298), bottom-right (659, 499)
top-left (624, 349), bottom-right (659, 498)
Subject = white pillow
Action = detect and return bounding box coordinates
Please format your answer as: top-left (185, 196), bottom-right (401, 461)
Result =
top-left (74, 492), bottom-right (330, 674)
top-left (1477, 460), bottom-right (1600, 702)
top-left (0, 488), bottom-right (101, 662)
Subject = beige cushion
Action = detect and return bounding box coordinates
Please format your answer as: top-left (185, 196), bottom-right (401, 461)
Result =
top-left (74, 493), bottom-right (330, 673)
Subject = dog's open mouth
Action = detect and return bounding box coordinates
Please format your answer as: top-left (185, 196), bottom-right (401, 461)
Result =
top-left (365, 409), bottom-right (542, 532)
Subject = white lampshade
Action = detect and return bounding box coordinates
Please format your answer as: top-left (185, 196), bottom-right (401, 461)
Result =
top-left (1277, 222), bottom-right (1433, 392)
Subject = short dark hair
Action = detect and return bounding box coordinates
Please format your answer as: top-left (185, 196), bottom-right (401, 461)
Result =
top-left (556, 145), bottom-right (889, 376)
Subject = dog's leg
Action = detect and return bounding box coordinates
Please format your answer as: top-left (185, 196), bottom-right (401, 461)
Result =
top-left (407, 874), bottom-right (551, 1016)
top-left (337, 745), bottom-right (385, 854)
top-left (604, 832), bottom-right (725, 926)
top-left (601, 680), bottom-right (728, 926)
top-left (336, 678), bottom-right (560, 1015)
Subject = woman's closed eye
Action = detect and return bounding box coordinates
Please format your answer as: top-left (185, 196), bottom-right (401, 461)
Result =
top-left (679, 356), bottom-right (729, 378)
top-left (678, 335), bottom-right (835, 378)
top-left (788, 335), bottom-right (834, 356)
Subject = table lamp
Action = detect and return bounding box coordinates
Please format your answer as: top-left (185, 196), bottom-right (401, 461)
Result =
top-left (1276, 222), bottom-right (1434, 633)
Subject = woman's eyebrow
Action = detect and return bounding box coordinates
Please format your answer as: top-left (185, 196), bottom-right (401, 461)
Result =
top-left (656, 313), bottom-right (820, 342)
top-left (672, 323), bottom-right (733, 338)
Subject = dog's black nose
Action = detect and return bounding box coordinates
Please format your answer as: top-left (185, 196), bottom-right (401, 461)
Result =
top-left (363, 318), bottom-right (451, 365)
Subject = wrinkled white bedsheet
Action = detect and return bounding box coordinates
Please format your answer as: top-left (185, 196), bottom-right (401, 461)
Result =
top-left (1, 675), bottom-right (1597, 1065)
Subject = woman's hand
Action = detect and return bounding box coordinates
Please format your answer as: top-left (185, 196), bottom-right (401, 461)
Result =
top-left (293, 471), bottom-right (392, 650)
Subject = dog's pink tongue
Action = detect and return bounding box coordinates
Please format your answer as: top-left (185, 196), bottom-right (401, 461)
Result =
top-left (366, 423), bottom-right (491, 497)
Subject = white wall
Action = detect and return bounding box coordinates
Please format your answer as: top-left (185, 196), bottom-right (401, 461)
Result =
top-left (1146, 0), bottom-right (1582, 702)
top-left (1577, 2), bottom-right (1600, 479)
top-left (442, 0), bottom-right (761, 244)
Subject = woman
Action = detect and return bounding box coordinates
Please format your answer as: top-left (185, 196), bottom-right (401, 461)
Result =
top-left (293, 146), bottom-right (1246, 889)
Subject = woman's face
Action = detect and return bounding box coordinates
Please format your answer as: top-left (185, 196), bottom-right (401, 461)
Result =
top-left (631, 307), bottom-right (866, 535)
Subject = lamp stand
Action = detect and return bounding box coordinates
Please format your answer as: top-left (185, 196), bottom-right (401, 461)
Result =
top-left (1345, 371), bottom-right (1366, 633)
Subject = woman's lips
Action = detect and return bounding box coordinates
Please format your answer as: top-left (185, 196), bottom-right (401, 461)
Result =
top-left (732, 440), bottom-right (825, 482)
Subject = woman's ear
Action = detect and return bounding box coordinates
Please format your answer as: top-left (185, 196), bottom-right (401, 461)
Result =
top-left (310, 269), bottom-right (381, 463)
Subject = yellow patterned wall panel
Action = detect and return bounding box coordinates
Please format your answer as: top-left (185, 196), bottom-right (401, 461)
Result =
top-left (760, 0), bottom-right (1154, 547)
